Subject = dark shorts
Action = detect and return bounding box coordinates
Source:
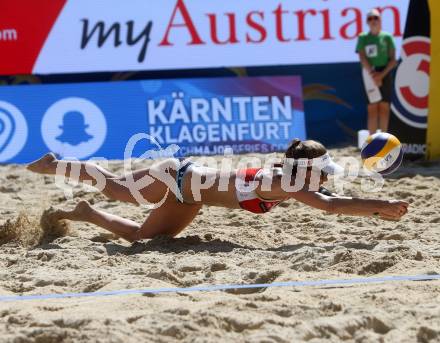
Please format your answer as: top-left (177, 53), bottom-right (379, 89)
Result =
top-left (366, 66), bottom-right (393, 104)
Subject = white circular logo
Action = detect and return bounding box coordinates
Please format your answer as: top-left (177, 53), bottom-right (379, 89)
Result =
top-left (41, 97), bottom-right (107, 159)
top-left (0, 101), bottom-right (28, 162)
top-left (392, 36), bottom-right (431, 129)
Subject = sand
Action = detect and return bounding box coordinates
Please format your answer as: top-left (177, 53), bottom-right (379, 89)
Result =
top-left (0, 147), bottom-right (439, 343)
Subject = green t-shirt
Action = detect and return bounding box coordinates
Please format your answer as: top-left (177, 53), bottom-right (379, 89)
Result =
top-left (356, 31), bottom-right (396, 67)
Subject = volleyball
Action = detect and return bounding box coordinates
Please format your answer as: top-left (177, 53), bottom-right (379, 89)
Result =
top-left (361, 132), bottom-right (404, 175)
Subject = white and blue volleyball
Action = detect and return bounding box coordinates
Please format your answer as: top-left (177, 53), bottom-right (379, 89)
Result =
top-left (361, 133), bottom-right (404, 175)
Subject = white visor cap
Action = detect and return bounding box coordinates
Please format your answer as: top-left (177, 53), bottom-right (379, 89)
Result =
top-left (291, 153), bottom-right (344, 175)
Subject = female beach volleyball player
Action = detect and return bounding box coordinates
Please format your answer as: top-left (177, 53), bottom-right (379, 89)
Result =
top-left (27, 139), bottom-right (409, 242)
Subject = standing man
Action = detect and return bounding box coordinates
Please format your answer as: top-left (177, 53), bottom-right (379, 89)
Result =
top-left (356, 9), bottom-right (397, 134)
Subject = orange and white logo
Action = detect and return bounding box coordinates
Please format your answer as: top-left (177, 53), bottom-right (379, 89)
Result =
top-left (392, 36), bottom-right (431, 129)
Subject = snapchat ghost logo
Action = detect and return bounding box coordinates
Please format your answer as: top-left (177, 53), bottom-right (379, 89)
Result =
top-left (41, 98), bottom-right (107, 159)
top-left (56, 111), bottom-right (94, 146)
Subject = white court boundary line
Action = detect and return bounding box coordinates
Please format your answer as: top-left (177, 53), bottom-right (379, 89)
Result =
top-left (0, 274), bottom-right (439, 302)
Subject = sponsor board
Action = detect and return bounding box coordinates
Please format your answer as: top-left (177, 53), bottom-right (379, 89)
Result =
top-left (427, 0), bottom-right (440, 160)
top-left (0, 0), bottom-right (408, 75)
top-left (0, 76), bottom-right (305, 163)
top-left (389, 0), bottom-right (430, 158)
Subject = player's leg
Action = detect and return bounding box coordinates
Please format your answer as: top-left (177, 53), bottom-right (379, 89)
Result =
top-left (47, 199), bottom-right (202, 242)
top-left (136, 198), bottom-right (202, 239)
top-left (27, 153), bottom-right (117, 182)
top-left (47, 200), bottom-right (141, 242)
top-left (378, 101), bottom-right (391, 132)
top-left (100, 158), bottom-right (181, 205)
top-left (377, 73), bottom-right (392, 133)
top-left (28, 154), bottom-right (179, 206)
top-left (368, 103), bottom-right (380, 134)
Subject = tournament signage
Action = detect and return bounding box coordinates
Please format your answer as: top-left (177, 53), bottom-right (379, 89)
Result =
top-left (389, 0), bottom-right (430, 158)
top-left (0, 76), bottom-right (305, 163)
top-left (427, 0), bottom-right (440, 160)
top-left (0, 0), bottom-right (408, 75)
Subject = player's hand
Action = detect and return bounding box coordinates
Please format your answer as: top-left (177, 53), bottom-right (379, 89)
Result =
top-left (377, 200), bottom-right (409, 221)
top-left (373, 74), bottom-right (383, 87)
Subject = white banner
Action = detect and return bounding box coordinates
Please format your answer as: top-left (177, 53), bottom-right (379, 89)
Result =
top-left (7, 0), bottom-right (410, 74)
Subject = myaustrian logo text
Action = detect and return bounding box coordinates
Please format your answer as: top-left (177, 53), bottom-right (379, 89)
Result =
top-left (78, 0), bottom-right (404, 64)
top-left (80, 19), bottom-right (153, 63)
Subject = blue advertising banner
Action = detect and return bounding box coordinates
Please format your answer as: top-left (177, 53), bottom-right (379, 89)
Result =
top-left (0, 76), bottom-right (305, 163)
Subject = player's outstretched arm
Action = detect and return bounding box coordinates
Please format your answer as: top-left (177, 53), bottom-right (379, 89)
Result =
top-left (327, 197), bottom-right (408, 220)
top-left (292, 191), bottom-right (409, 221)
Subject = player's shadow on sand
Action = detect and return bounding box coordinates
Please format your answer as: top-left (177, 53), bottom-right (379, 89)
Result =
top-left (103, 235), bottom-right (248, 255)
top-left (101, 235), bottom-right (377, 256)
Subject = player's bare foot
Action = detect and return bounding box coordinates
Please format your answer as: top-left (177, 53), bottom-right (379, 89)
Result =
top-left (72, 200), bottom-right (93, 221)
top-left (42, 200), bottom-right (93, 224)
top-left (27, 153), bottom-right (57, 174)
